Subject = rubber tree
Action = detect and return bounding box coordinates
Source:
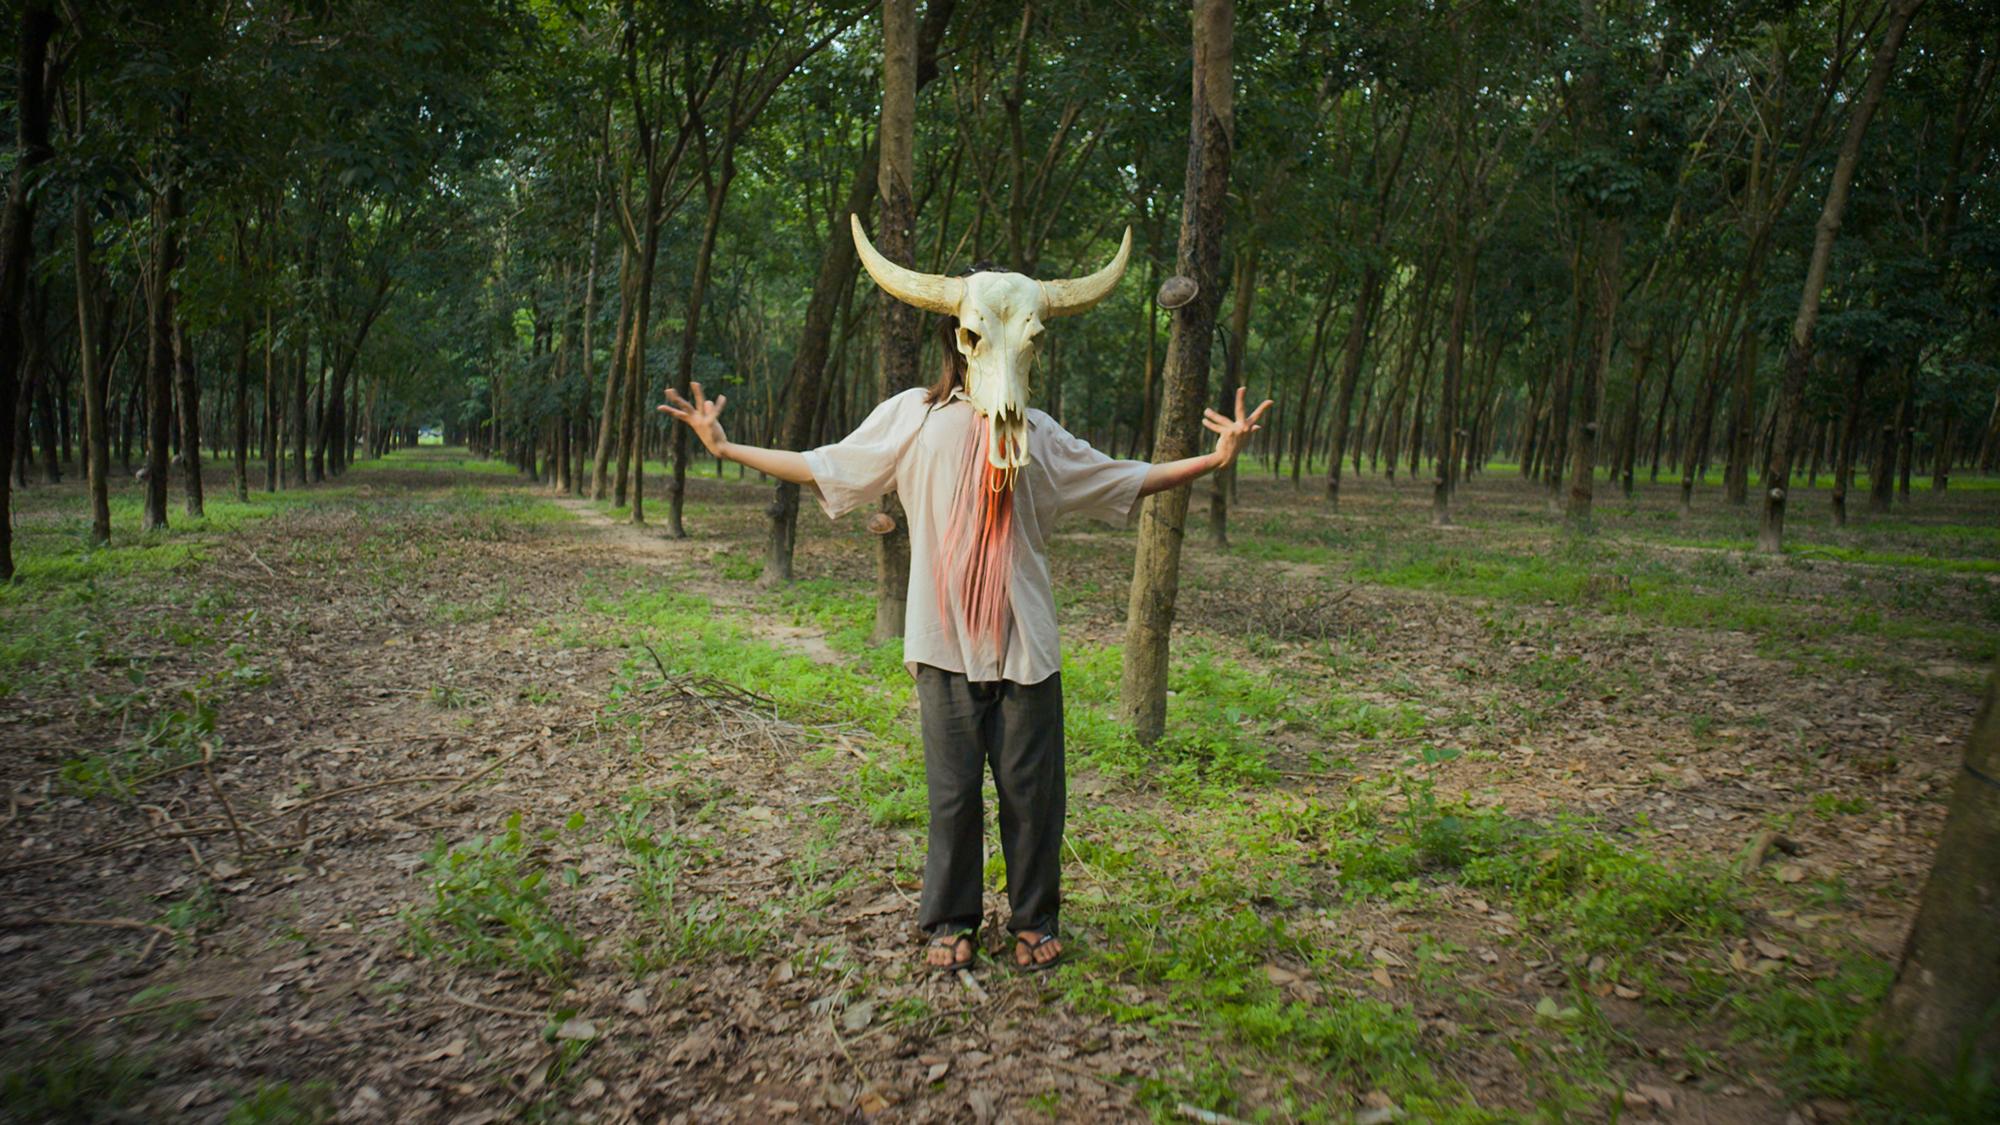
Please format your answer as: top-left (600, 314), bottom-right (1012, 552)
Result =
top-left (1868, 662), bottom-right (2000, 1086)
top-left (1760, 0), bottom-right (1919, 552)
top-left (1120, 0), bottom-right (1232, 746)
top-left (871, 0), bottom-right (920, 640)
top-left (0, 0), bottom-right (57, 580)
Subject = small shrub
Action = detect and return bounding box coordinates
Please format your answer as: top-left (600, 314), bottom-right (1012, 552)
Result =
top-left (405, 812), bottom-right (584, 985)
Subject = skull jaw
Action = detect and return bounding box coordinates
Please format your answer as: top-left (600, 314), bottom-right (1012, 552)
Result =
top-left (965, 371), bottom-right (1031, 473)
top-left (985, 411), bottom-right (1028, 473)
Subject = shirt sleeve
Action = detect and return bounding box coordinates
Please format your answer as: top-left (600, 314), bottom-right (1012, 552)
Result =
top-left (800, 390), bottom-right (921, 520)
top-left (1041, 416), bottom-right (1151, 525)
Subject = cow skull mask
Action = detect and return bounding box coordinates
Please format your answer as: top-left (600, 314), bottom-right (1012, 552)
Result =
top-left (850, 214), bottom-right (1131, 474)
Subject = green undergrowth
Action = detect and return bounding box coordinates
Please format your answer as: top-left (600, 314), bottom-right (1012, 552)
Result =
top-left (0, 1041), bottom-right (153, 1123)
top-left (606, 790), bottom-right (768, 973)
top-left (403, 811), bottom-right (587, 986)
top-left (1063, 757), bottom-right (1986, 1121)
top-left (1347, 538), bottom-right (1997, 667)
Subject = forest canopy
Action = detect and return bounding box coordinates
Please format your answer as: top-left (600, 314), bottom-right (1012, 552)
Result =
top-left (3, 0), bottom-right (1994, 577)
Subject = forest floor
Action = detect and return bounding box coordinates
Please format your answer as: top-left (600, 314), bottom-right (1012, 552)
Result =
top-left (1, 448), bottom-right (1995, 1124)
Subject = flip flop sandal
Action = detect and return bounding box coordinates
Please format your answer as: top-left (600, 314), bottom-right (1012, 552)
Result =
top-left (1014, 931), bottom-right (1063, 973)
top-left (927, 928), bottom-right (978, 974)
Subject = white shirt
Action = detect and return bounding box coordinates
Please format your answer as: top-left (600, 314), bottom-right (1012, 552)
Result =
top-left (802, 388), bottom-right (1150, 684)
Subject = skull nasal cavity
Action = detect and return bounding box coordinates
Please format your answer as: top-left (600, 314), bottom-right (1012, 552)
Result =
top-left (959, 327), bottom-right (982, 349)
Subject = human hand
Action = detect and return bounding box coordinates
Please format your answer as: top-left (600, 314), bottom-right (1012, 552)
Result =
top-left (657, 381), bottom-right (729, 455)
top-left (1203, 386), bottom-right (1273, 469)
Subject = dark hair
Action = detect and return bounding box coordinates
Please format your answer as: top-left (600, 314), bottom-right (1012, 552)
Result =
top-left (923, 261), bottom-right (999, 405)
top-left (925, 316), bottom-right (966, 404)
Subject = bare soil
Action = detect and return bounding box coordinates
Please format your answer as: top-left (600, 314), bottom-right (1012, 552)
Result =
top-left (0, 460), bottom-right (1985, 1123)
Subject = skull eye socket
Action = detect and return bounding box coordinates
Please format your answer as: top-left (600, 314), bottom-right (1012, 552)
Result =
top-left (957, 326), bottom-right (982, 351)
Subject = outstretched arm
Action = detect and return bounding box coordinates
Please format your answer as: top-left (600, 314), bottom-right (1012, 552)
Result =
top-left (1138, 387), bottom-right (1273, 497)
top-left (658, 382), bottom-right (815, 486)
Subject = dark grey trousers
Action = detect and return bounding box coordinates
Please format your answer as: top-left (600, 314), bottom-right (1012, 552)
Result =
top-left (913, 664), bottom-right (1065, 939)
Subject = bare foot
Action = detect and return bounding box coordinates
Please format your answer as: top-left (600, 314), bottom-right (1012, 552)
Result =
top-left (926, 931), bottom-right (975, 970)
top-left (1014, 929), bottom-right (1062, 968)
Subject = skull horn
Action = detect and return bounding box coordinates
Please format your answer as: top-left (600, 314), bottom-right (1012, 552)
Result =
top-left (1039, 227), bottom-right (1132, 317)
top-left (851, 214), bottom-right (963, 315)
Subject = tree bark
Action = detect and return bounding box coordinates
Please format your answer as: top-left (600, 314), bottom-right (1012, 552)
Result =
top-left (0, 0), bottom-right (54, 577)
top-left (594, 245), bottom-right (633, 501)
top-left (173, 300), bottom-right (204, 517)
top-left (1324, 265), bottom-right (1382, 507)
top-left (263, 305), bottom-right (277, 492)
top-left (1759, 0), bottom-right (1917, 552)
top-left (1434, 240), bottom-right (1475, 525)
top-left (764, 141), bottom-right (877, 583)
top-left (667, 129), bottom-right (739, 538)
top-left (1209, 248), bottom-right (1254, 546)
top-left (1120, 0), bottom-right (1232, 745)
top-left (871, 0), bottom-right (922, 641)
top-left (143, 184), bottom-right (180, 529)
top-left (1868, 664), bottom-right (2000, 1082)
top-left (232, 311), bottom-right (250, 502)
top-left (74, 184), bottom-right (111, 545)
top-left (1567, 217), bottom-right (1622, 527)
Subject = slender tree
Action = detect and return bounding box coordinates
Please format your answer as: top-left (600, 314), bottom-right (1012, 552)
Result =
top-left (1120, 0), bottom-right (1232, 745)
top-left (1761, 0), bottom-right (1920, 551)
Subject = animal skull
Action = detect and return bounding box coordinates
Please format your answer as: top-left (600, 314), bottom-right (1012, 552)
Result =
top-left (850, 215), bottom-right (1131, 472)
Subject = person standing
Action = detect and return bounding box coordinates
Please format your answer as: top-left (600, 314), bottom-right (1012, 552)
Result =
top-left (661, 308), bottom-right (1269, 972)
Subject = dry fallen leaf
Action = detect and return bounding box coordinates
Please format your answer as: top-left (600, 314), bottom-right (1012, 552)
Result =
top-left (1636, 1083), bottom-right (1676, 1111)
top-left (417, 1037), bottom-right (467, 1063)
top-left (842, 1000), bottom-right (875, 1032)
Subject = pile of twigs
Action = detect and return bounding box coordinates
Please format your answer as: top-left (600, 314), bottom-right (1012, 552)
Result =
top-left (1248, 586), bottom-right (1357, 643)
top-left (633, 644), bottom-right (869, 755)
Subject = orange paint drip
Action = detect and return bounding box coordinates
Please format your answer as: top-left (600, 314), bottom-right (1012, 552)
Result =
top-left (935, 415), bottom-right (1016, 665)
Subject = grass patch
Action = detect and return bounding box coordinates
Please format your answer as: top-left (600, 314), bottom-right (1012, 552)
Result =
top-left (404, 812), bottom-right (586, 987)
top-left (0, 1042), bottom-right (152, 1123)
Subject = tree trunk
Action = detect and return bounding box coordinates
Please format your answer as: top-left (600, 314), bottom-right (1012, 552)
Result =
top-left (871, 0), bottom-right (922, 639)
top-left (1120, 0), bottom-right (1232, 746)
top-left (668, 134), bottom-right (739, 538)
top-left (1616, 337), bottom-right (1653, 497)
top-left (594, 245), bottom-right (633, 501)
top-left (232, 312), bottom-right (250, 502)
top-left (1568, 217), bottom-right (1623, 528)
top-left (1433, 240), bottom-right (1474, 525)
top-left (575, 177), bottom-right (603, 496)
top-left (1759, 0), bottom-right (1915, 552)
top-left (1288, 282), bottom-right (1337, 484)
top-left (1209, 248), bottom-right (1254, 546)
top-left (74, 185), bottom-right (111, 545)
top-left (0, 0), bottom-right (54, 578)
top-left (1831, 355), bottom-right (1868, 527)
top-left (143, 189), bottom-right (178, 529)
top-left (291, 335), bottom-right (308, 488)
top-left (1868, 664), bottom-right (2000, 1083)
top-left (1930, 411), bottom-right (1953, 492)
top-left (173, 304), bottom-right (205, 517)
top-left (263, 306), bottom-right (277, 492)
top-left (764, 143), bottom-right (877, 583)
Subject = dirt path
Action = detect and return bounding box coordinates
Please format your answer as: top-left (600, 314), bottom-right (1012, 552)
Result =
top-left (3, 460), bottom-right (1986, 1123)
top-left (0, 471), bottom-right (1163, 1123)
